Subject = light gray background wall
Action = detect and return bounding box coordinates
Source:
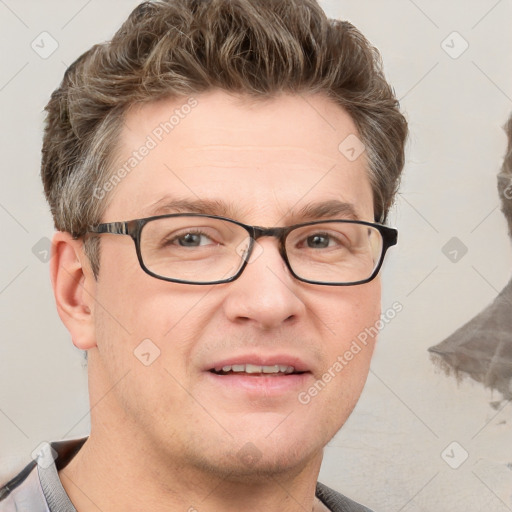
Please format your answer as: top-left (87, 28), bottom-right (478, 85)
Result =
top-left (1, 1), bottom-right (511, 510)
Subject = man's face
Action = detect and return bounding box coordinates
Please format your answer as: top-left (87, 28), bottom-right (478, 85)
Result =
top-left (87, 91), bottom-right (381, 477)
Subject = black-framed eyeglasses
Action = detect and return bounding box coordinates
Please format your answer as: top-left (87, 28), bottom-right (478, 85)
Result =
top-left (87, 213), bottom-right (397, 286)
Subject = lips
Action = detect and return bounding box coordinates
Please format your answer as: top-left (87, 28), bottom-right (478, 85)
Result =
top-left (211, 363), bottom-right (297, 375)
top-left (207, 355), bottom-right (310, 376)
top-left (205, 354), bottom-right (312, 396)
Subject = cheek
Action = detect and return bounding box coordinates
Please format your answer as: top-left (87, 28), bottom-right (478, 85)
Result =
top-left (291, 282), bottom-right (381, 445)
top-left (316, 280), bottom-right (381, 389)
top-left (90, 279), bottom-right (203, 431)
top-left (92, 244), bottom-right (215, 376)
top-left (94, 242), bottom-right (170, 336)
top-left (321, 278), bottom-right (381, 346)
top-left (304, 282), bottom-right (381, 429)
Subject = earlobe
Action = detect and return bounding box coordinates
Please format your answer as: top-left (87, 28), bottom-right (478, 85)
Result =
top-left (50, 232), bottom-right (97, 350)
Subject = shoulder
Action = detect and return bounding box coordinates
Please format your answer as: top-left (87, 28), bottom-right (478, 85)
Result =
top-left (316, 482), bottom-right (375, 512)
top-left (0, 460), bottom-right (43, 511)
top-left (0, 437), bottom-right (87, 511)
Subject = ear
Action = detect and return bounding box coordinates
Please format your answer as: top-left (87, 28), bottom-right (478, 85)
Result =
top-left (50, 232), bottom-right (97, 350)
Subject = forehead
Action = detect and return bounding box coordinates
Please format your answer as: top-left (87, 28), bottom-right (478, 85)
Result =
top-left (106, 91), bottom-right (374, 223)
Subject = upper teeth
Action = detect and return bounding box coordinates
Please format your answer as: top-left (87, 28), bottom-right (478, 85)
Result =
top-left (219, 364), bottom-right (295, 374)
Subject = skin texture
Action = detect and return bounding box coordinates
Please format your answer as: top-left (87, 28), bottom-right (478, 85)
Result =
top-left (51, 91), bottom-right (381, 512)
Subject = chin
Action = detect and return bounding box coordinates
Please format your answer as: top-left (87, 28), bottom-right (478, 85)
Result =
top-left (195, 448), bottom-right (320, 483)
top-left (186, 429), bottom-right (324, 482)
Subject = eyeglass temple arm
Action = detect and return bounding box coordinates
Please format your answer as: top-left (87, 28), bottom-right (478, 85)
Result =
top-left (88, 222), bottom-right (129, 235)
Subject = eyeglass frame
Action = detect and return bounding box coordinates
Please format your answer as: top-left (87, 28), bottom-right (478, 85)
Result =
top-left (86, 213), bottom-right (398, 286)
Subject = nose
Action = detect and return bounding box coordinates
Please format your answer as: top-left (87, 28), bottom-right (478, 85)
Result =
top-left (221, 238), bottom-right (307, 329)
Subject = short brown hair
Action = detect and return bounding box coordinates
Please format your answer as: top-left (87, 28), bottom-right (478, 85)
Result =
top-left (41, 0), bottom-right (408, 275)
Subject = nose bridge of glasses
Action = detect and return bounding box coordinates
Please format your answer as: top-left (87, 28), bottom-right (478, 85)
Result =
top-left (237, 225), bottom-right (289, 271)
top-left (239, 226), bottom-right (289, 265)
top-left (251, 226), bottom-right (288, 242)
top-left (249, 226), bottom-right (289, 254)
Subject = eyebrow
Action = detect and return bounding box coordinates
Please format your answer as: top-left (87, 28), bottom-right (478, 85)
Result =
top-left (294, 200), bottom-right (361, 222)
top-left (144, 197), bottom-right (362, 223)
top-left (145, 197), bottom-right (241, 218)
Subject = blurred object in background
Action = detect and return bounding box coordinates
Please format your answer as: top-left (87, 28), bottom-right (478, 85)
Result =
top-left (429, 114), bottom-right (512, 399)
